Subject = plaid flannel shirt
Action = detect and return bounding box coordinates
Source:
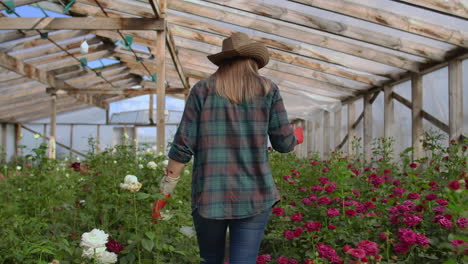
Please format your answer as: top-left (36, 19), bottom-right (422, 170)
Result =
top-left (168, 77), bottom-right (296, 219)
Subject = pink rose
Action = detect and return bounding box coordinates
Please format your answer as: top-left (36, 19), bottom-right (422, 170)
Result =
top-left (291, 212), bottom-right (302, 222)
top-left (357, 240), bottom-right (379, 256)
top-left (327, 208), bottom-right (340, 217)
top-left (348, 248), bottom-right (366, 259)
top-left (304, 222), bottom-right (321, 232)
top-left (277, 256), bottom-right (288, 264)
top-left (457, 217), bottom-right (468, 228)
top-left (407, 192), bottom-right (420, 200)
top-left (283, 230), bottom-right (295, 240)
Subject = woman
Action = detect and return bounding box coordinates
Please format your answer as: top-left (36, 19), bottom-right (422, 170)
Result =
top-left (159, 32), bottom-right (303, 264)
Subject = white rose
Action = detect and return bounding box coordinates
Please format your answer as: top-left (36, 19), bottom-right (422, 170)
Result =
top-left (113, 160), bottom-right (117, 164)
top-left (80, 229), bottom-right (109, 249)
top-left (97, 250), bottom-right (118, 264)
top-left (124, 175), bottom-right (138, 184)
top-left (161, 160), bottom-right (168, 166)
top-left (179, 226), bottom-right (195, 238)
top-left (120, 182), bottom-right (142, 193)
top-left (138, 164), bottom-right (144, 169)
top-left (82, 247), bottom-right (106, 259)
top-left (16, 166), bottom-right (21, 170)
top-left (147, 161), bottom-right (157, 170)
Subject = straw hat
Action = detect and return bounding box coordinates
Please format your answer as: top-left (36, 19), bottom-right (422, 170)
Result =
top-left (207, 32), bottom-right (269, 69)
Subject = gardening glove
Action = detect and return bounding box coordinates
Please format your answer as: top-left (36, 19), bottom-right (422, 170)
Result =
top-left (159, 174), bottom-right (180, 196)
top-left (294, 126), bottom-right (304, 145)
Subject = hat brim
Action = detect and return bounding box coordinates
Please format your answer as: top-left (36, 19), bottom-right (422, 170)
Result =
top-left (207, 42), bottom-right (269, 69)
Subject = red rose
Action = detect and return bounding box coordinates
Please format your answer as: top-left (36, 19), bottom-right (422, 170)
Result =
top-left (106, 238), bottom-right (124, 254)
top-left (345, 209), bottom-right (357, 217)
top-left (448, 180), bottom-right (461, 190)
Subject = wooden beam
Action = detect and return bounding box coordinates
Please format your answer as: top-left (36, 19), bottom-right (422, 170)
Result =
top-left (363, 94), bottom-right (372, 160)
top-left (2, 30), bottom-right (89, 54)
top-left (334, 108), bottom-right (342, 150)
top-left (0, 0), bottom-right (41, 11)
top-left (21, 125), bottom-right (88, 158)
top-left (0, 50), bottom-right (108, 109)
top-left (15, 123), bottom-right (21, 158)
top-left (323, 111), bottom-right (330, 158)
top-left (169, 0), bottom-right (423, 72)
top-left (314, 118), bottom-right (321, 155)
top-left (156, 1), bottom-right (166, 153)
top-left (170, 23), bottom-right (393, 78)
top-left (347, 101), bottom-right (356, 156)
top-left (49, 93), bottom-right (57, 159)
top-left (394, 0), bottom-right (468, 19)
top-left (392, 91), bottom-right (449, 133)
top-left (166, 26), bottom-right (190, 90)
top-left (341, 50), bottom-right (468, 105)
top-left (1, 123), bottom-right (6, 162)
top-left (411, 73), bottom-right (424, 160)
top-left (205, 0), bottom-right (443, 63)
top-left (306, 120), bottom-right (313, 156)
top-left (384, 85), bottom-right (395, 139)
top-left (74, 0), bottom-right (384, 85)
top-left (51, 87), bottom-right (185, 95)
top-left (290, 0), bottom-right (468, 50)
top-left (448, 59), bottom-right (463, 141)
top-left (0, 17), bottom-right (165, 30)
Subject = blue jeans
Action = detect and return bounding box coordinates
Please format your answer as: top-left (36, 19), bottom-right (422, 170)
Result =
top-left (192, 209), bottom-right (271, 264)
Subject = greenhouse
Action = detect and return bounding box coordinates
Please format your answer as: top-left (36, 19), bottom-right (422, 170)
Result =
top-left (0, 0), bottom-right (467, 263)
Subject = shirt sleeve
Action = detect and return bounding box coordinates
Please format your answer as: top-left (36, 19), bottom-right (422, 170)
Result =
top-left (268, 84), bottom-right (296, 153)
top-left (168, 82), bottom-right (203, 163)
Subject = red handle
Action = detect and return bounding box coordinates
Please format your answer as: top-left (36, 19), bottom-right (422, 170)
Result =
top-left (151, 194), bottom-right (171, 223)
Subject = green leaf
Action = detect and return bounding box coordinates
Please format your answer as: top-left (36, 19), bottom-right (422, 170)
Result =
top-left (151, 193), bottom-right (166, 200)
top-left (443, 259), bottom-right (457, 264)
top-left (145, 231), bottom-right (156, 240)
top-left (136, 192), bottom-right (151, 200)
top-left (141, 238), bottom-right (154, 252)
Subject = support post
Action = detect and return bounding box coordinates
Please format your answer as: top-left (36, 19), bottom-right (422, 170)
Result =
top-left (411, 73), bottom-right (424, 160)
top-left (347, 101), bottom-right (356, 156)
top-left (1, 123), bottom-right (6, 162)
top-left (306, 120), bottom-right (313, 156)
top-left (449, 59), bottom-right (463, 142)
top-left (384, 85), bottom-right (394, 139)
top-left (96, 125), bottom-right (101, 153)
top-left (49, 92), bottom-right (57, 159)
top-left (43, 124), bottom-right (47, 144)
top-left (106, 109), bottom-right (110, 124)
top-left (133, 126), bottom-right (138, 152)
top-left (15, 123), bottom-right (21, 158)
top-left (314, 118), bottom-right (321, 156)
top-left (363, 94), bottom-right (373, 160)
top-left (334, 108), bottom-right (342, 150)
top-left (323, 111), bottom-right (330, 158)
top-left (70, 124), bottom-right (74, 158)
top-left (149, 94), bottom-right (154, 124)
top-left (156, 2), bottom-right (167, 153)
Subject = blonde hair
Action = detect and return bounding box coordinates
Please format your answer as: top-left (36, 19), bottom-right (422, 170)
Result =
top-left (209, 57), bottom-right (271, 104)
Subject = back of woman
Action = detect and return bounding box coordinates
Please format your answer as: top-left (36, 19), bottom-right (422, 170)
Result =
top-left (159, 32), bottom-right (302, 264)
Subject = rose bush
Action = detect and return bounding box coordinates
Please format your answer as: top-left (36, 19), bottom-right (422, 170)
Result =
top-left (260, 135), bottom-right (467, 264)
top-left (0, 133), bottom-right (466, 263)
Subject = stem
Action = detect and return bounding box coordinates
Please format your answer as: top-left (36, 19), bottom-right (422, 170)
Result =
top-left (133, 193), bottom-right (141, 264)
